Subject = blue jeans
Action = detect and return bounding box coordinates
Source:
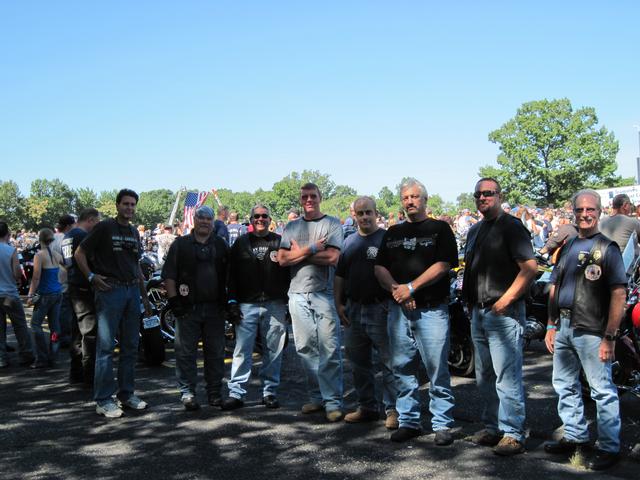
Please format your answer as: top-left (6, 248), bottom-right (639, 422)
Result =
top-left (31, 293), bottom-right (62, 366)
top-left (174, 303), bottom-right (225, 397)
top-left (345, 301), bottom-right (397, 413)
top-left (93, 285), bottom-right (141, 404)
top-left (471, 301), bottom-right (526, 442)
top-left (289, 291), bottom-right (344, 411)
top-left (388, 302), bottom-right (455, 431)
top-left (228, 300), bottom-right (288, 399)
top-left (552, 314), bottom-right (620, 453)
top-left (0, 295), bottom-right (34, 364)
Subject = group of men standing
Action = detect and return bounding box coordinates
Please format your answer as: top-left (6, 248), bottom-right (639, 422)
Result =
top-left (0, 178), bottom-right (626, 471)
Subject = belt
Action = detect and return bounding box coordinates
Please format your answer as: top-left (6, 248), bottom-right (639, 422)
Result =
top-left (105, 278), bottom-right (139, 287)
top-left (477, 300), bottom-right (497, 309)
top-left (420, 298), bottom-right (449, 309)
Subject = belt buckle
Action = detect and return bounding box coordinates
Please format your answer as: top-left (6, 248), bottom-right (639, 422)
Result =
top-left (559, 308), bottom-right (571, 320)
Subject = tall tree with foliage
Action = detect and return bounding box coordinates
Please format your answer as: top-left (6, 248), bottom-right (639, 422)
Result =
top-left (25, 178), bottom-right (77, 229)
top-left (483, 98), bottom-right (629, 206)
top-left (0, 180), bottom-right (26, 231)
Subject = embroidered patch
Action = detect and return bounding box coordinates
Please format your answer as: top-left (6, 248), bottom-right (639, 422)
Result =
top-left (179, 284), bottom-right (190, 296)
top-left (593, 250), bottom-right (602, 262)
top-left (584, 264), bottom-right (602, 281)
top-left (270, 250), bottom-right (278, 262)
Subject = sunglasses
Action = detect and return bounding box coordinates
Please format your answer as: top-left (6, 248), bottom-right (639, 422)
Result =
top-left (473, 190), bottom-right (499, 199)
top-left (253, 213), bottom-right (270, 219)
top-left (574, 207), bottom-right (597, 214)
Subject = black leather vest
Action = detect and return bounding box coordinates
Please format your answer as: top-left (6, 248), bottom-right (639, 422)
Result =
top-left (552, 233), bottom-right (613, 335)
top-left (175, 234), bottom-right (227, 305)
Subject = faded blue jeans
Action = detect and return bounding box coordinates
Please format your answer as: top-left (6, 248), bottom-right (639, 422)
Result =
top-left (0, 295), bottom-right (34, 364)
top-left (345, 301), bottom-right (397, 413)
top-left (552, 314), bottom-right (620, 453)
top-left (388, 302), bottom-right (455, 431)
top-left (471, 300), bottom-right (526, 442)
top-left (93, 285), bottom-right (141, 405)
top-left (289, 291), bottom-right (344, 411)
top-left (227, 300), bottom-right (288, 399)
top-left (30, 293), bottom-right (62, 366)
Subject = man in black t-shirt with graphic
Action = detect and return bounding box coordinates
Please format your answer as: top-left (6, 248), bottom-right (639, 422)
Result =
top-left (335, 196), bottom-right (398, 429)
top-left (75, 189), bottom-right (152, 418)
top-left (62, 208), bottom-right (100, 386)
top-left (462, 178), bottom-right (537, 456)
top-left (375, 178), bottom-right (458, 445)
top-left (223, 204), bottom-right (290, 410)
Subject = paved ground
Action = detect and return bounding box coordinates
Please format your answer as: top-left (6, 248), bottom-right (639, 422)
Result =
top-left (1, 312), bottom-right (639, 480)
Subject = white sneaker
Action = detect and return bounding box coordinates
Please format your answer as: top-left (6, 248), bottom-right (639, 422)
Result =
top-left (96, 400), bottom-right (124, 418)
top-left (120, 395), bottom-right (148, 410)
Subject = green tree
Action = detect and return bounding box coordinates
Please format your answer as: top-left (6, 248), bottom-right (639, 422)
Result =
top-left (25, 178), bottom-right (77, 229)
top-left (0, 180), bottom-right (26, 231)
top-left (74, 187), bottom-right (98, 212)
top-left (97, 190), bottom-right (118, 219)
top-left (136, 189), bottom-right (175, 228)
top-left (427, 194), bottom-right (456, 217)
top-left (375, 186), bottom-right (398, 216)
top-left (483, 98), bottom-right (627, 206)
top-left (456, 192), bottom-right (476, 212)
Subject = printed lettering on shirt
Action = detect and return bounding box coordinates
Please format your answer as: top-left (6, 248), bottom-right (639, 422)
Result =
top-left (253, 246), bottom-right (269, 260)
top-left (386, 234), bottom-right (438, 251)
top-left (366, 246), bottom-right (378, 260)
top-left (112, 234), bottom-right (139, 253)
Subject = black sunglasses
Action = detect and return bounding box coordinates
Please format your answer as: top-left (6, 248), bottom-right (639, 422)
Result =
top-left (473, 190), bottom-right (499, 199)
top-left (253, 213), bottom-right (269, 219)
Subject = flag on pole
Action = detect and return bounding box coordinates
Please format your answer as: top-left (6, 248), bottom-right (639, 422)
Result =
top-left (183, 191), bottom-right (210, 230)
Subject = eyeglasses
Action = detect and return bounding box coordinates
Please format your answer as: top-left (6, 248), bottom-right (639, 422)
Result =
top-left (574, 207), bottom-right (598, 214)
top-left (253, 213), bottom-right (269, 219)
top-left (473, 190), bottom-right (499, 199)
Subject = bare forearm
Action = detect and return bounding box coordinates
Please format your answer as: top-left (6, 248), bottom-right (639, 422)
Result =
top-left (411, 262), bottom-right (450, 292)
top-left (74, 247), bottom-right (91, 280)
top-left (334, 276), bottom-right (345, 309)
top-left (277, 248), bottom-right (310, 267)
top-left (165, 278), bottom-right (177, 298)
top-left (605, 286), bottom-right (626, 333)
top-left (306, 249), bottom-right (339, 266)
top-left (374, 265), bottom-right (397, 292)
top-left (499, 259), bottom-right (537, 306)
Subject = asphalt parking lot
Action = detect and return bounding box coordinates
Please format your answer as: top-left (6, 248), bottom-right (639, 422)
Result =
top-left (1, 315), bottom-right (639, 480)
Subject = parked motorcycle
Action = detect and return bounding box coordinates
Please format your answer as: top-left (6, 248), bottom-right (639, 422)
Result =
top-left (448, 266), bottom-right (475, 377)
top-left (523, 252), bottom-right (553, 348)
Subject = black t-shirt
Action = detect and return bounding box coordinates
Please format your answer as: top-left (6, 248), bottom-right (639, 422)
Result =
top-left (80, 219), bottom-right (141, 282)
top-left (376, 219), bottom-right (458, 307)
top-left (463, 213), bottom-right (534, 304)
top-left (62, 227), bottom-right (89, 287)
top-left (336, 229), bottom-right (388, 304)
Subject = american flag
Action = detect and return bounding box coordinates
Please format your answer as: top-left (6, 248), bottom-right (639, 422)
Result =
top-left (183, 191), bottom-right (210, 230)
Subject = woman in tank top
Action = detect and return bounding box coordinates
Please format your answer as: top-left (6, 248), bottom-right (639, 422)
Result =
top-left (27, 228), bottom-right (64, 368)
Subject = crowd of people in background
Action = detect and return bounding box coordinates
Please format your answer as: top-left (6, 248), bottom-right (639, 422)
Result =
top-left (0, 182), bottom-right (637, 472)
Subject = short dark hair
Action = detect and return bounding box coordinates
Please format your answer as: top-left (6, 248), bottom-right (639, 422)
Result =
top-left (300, 182), bottom-right (321, 198)
top-left (56, 214), bottom-right (76, 230)
top-left (476, 177), bottom-right (502, 192)
top-left (78, 208), bottom-right (100, 222)
top-left (0, 221), bottom-right (8, 238)
top-left (116, 188), bottom-right (139, 204)
top-left (612, 194), bottom-right (631, 210)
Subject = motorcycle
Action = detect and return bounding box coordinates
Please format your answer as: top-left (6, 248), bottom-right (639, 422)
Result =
top-left (448, 265), bottom-right (475, 377)
top-left (17, 244), bottom-right (38, 295)
top-left (523, 251), bottom-right (553, 348)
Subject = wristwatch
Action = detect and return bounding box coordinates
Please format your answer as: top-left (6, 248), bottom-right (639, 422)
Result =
top-left (604, 330), bottom-right (619, 341)
top-left (87, 272), bottom-right (95, 283)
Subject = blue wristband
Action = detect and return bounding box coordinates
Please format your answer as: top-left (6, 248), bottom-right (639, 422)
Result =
top-left (228, 299), bottom-right (238, 305)
top-left (407, 282), bottom-right (415, 296)
top-left (546, 325), bottom-right (557, 331)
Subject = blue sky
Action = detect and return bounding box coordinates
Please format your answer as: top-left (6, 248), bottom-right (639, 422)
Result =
top-left (2, 1), bottom-right (639, 202)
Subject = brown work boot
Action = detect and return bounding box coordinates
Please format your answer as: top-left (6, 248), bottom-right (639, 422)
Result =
top-left (385, 410), bottom-right (399, 430)
top-left (301, 402), bottom-right (324, 414)
top-left (493, 436), bottom-right (525, 456)
top-left (326, 410), bottom-right (344, 422)
top-left (471, 428), bottom-right (502, 446)
top-left (344, 408), bottom-right (380, 423)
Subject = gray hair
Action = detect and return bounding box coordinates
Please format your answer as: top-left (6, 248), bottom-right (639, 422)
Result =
top-left (571, 189), bottom-right (602, 211)
top-left (195, 205), bottom-right (215, 219)
top-left (250, 203), bottom-right (271, 218)
top-left (399, 177), bottom-right (428, 199)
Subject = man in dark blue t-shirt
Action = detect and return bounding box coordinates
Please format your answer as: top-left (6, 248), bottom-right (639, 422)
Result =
top-left (544, 189), bottom-right (626, 471)
top-left (62, 208), bottom-right (101, 385)
top-left (334, 197), bottom-right (398, 430)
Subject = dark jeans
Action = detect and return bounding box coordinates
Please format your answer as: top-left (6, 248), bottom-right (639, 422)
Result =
top-left (58, 291), bottom-right (74, 347)
top-left (0, 295), bottom-right (34, 364)
top-left (174, 303), bottom-right (225, 398)
top-left (68, 286), bottom-right (97, 384)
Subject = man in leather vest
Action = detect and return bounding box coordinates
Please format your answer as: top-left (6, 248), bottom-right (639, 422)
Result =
top-left (162, 205), bottom-right (229, 411)
top-left (544, 189), bottom-right (626, 470)
top-left (462, 178), bottom-right (537, 455)
top-left (222, 204), bottom-right (290, 410)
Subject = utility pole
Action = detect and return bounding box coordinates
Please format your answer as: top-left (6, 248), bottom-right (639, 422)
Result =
top-left (168, 187), bottom-right (186, 227)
